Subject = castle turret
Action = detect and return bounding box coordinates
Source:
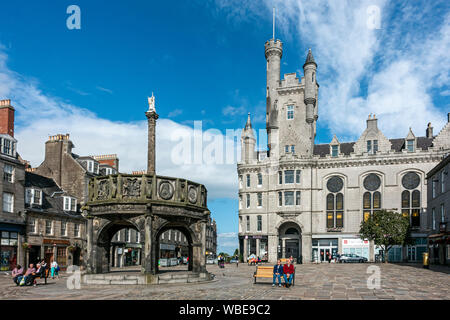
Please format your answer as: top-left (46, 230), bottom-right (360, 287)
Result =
top-left (241, 113), bottom-right (256, 163)
top-left (303, 49), bottom-right (317, 124)
top-left (265, 39), bottom-right (283, 158)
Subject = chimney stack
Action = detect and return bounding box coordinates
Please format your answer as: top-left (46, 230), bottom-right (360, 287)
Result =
top-left (0, 99), bottom-right (15, 137)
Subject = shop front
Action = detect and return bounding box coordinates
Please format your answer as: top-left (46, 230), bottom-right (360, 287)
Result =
top-left (124, 244), bottom-right (141, 266)
top-left (43, 239), bottom-right (70, 270)
top-left (428, 231), bottom-right (449, 265)
top-left (1, 231), bottom-right (18, 271)
top-left (342, 238), bottom-right (370, 260)
top-left (312, 238), bottom-right (338, 263)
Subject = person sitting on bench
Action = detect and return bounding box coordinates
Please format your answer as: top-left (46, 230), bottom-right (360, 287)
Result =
top-left (12, 265), bottom-right (23, 285)
top-left (283, 260), bottom-right (294, 288)
top-left (23, 264), bottom-right (36, 285)
top-left (272, 260), bottom-right (284, 287)
top-left (27, 263), bottom-right (44, 286)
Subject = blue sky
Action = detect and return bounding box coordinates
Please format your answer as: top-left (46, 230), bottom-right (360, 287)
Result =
top-left (0, 0), bottom-right (449, 254)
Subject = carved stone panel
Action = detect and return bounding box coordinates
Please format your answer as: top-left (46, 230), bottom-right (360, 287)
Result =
top-left (188, 186), bottom-right (198, 204)
top-left (159, 181), bottom-right (174, 200)
top-left (123, 177), bottom-right (141, 198)
top-left (97, 180), bottom-right (110, 200)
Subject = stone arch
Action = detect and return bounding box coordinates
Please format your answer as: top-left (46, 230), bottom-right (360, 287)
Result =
top-left (154, 223), bottom-right (196, 273)
top-left (91, 218), bottom-right (142, 274)
top-left (276, 220), bottom-right (302, 263)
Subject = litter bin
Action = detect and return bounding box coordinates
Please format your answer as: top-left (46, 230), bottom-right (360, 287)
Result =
top-left (422, 252), bottom-right (429, 269)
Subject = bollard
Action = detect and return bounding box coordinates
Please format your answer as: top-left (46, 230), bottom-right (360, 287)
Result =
top-left (422, 252), bottom-right (429, 269)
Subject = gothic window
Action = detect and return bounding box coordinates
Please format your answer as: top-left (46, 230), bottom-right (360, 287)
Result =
top-left (326, 176), bottom-right (344, 229)
top-left (257, 173), bottom-right (262, 186)
top-left (402, 172), bottom-right (420, 190)
top-left (257, 193), bottom-right (262, 207)
top-left (278, 171), bottom-right (282, 184)
top-left (239, 175), bottom-right (243, 189)
top-left (287, 105), bottom-right (294, 120)
top-left (246, 216), bottom-right (250, 232)
top-left (285, 145), bottom-right (289, 153)
top-left (402, 190), bottom-right (421, 227)
top-left (246, 174), bottom-right (250, 187)
top-left (246, 194), bottom-right (250, 208)
top-left (296, 191), bottom-right (301, 205)
top-left (367, 140), bottom-right (378, 154)
top-left (278, 192), bottom-right (282, 206)
top-left (291, 145), bottom-right (295, 154)
top-left (363, 174), bottom-right (382, 221)
top-left (284, 191), bottom-right (294, 206)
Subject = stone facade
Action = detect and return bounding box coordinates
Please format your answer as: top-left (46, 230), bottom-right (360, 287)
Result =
top-left (426, 153), bottom-right (450, 264)
top-left (24, 171), bottom-right (86, 270)
top-left (0, 99), bottom-right (26, 271)
top-left (237, 38), bottom-right (450, 264)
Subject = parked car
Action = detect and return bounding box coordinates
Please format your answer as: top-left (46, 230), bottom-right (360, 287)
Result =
top-left (206, 258), bottom-right (218, 265)
top-left (229, 258), bottom-right (238, 264)
top-left (338, 254), bottom-right (367, 263)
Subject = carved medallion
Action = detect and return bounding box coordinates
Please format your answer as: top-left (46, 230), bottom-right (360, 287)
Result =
top-left (159, 181), bottom-right (174, 200)
top-left (327, 176), bottom-right (343, 193)
top-left (402, 172), bottom-right (420, 190)
top-left (188, 186), bottom-right (198, 204)
top-left (363, 173), bottom-right (381, 191)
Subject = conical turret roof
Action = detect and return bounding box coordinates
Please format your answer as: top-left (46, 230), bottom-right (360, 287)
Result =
top-left (303, 49), bottom-right (317, 68)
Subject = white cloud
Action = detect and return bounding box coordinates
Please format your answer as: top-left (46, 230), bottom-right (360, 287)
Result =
top-left (217, 232), bottom-right (239, 254)
top-left (0, 48), bottom-right (239, 200)
top-left (213, 0), bottom-right (449, 141)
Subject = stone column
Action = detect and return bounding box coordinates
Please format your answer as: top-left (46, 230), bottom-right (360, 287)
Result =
top-left (301, 234), bottom-right (312, 264)
top-left (142, 214), bottom-right (153, 274)
top-left (85, 216), bottom-right (94, 273)
top-left (145, 110), bottom-right (159, 175)
top-left (17, 233), bottom-right (25, 268)
top-left (282, 238), bottom-right (286, 258)
top-left (256, 238), bottom-right (260, 258)
top-left (243, 237), bottom-right (248, 262)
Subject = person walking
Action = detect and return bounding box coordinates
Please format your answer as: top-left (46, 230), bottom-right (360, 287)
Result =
top-left (283, 260), bottom-right (295, 288)
top-left (51, 260), bottom-right (59, 279)
top-left (272, 260), bottom-right (284, 287)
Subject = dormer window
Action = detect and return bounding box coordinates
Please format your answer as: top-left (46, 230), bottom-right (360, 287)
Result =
top-left (287, 105), bottom-right (294, 120)
top-left (25, 188), bottom-right (42, 206)
top-left (63, 196), bottom-right (77, 212)
top-left (407, 140), bottom-right (414, 152)
top-left (0, 137), bottom-right (16, 157)
top-left (331, 145), bottom-right (339, 157)
top-left (85, 160), bottom-right (100, 174)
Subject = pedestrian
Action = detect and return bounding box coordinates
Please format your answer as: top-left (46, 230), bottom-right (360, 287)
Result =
top-left (327, 252), bottom-right (331, 263)
top-left (272, 260), bottom-right (284, 287)
top-left (11, 264), bottom-right (23, 285)
top-left (283, 259), bottom-right (294, 288)
top-left (51, 260), bottom-right (59, 279)
top-left (289, 255), bottom-right (294, 264)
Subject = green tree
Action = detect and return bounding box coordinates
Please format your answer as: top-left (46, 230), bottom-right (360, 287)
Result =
top-left (233, 249), bottom-right (239, 258)
top-left (359, 210), bottom-right (412, 263)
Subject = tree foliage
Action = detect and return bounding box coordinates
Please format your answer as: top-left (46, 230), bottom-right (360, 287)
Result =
top-left (359, 209), bottom-right (412, 262)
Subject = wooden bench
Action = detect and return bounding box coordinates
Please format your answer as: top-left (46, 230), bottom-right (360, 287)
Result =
top-left (33, 268), bottom-right (49, 285)
top-left (253, 265), bottom-right (296, 286)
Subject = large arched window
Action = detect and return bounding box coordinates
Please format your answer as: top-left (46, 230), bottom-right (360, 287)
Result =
top-left (326, 176), bottom-right (344, 229)
top-left (363, 173), bottom-right (382, 221)
top-left (401, 172), bottom-right (421, 228)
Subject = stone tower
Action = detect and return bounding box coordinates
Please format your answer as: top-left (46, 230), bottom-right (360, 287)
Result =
top-left (146, 93), bottom-right (159, 175)
top-left (303, 49), bottom-right (318, 154)
top-left (265, 39), bottom-right (283, 159)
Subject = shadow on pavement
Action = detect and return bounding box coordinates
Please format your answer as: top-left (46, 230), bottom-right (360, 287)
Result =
top-left (396, 263), bottom-right (450, 275)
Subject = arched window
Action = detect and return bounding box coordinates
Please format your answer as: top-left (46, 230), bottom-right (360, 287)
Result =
top-left (326, 176), bottom-right (344, 229)
top-left (363, 174), bottom-right (382, 221)
top-left (401, 172), bottom-right (421, 228)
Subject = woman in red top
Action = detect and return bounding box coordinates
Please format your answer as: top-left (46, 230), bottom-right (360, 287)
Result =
top-left (282, 261), bottom-right (294, 287)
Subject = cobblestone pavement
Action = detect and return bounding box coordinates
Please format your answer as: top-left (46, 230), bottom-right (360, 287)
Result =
top-left (1, 263), bottom-right (449, 300)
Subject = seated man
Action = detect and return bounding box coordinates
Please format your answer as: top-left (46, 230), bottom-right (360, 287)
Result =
top-left (12, 265), bottom-right (23, 285)
top-left (22, 264), bottom-right (36, 286)
top-left (272, 260), bottom-right (284, 287)
top-left (29, 263), bottom-right (44, 286)
top-left (283, 260), bottom-right (295, 288)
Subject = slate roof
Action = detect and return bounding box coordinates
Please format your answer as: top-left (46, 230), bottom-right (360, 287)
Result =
top-left (313, 137), bottom-right (434, 158)
top-left (25, 172), bottom-right (83, 219)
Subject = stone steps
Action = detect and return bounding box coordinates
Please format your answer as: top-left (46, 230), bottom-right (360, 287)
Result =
top-left (82, 272), bottom-right (211, 285)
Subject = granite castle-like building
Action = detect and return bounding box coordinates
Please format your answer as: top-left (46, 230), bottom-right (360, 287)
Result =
top-left (237, 37), bottom-right (450, 263)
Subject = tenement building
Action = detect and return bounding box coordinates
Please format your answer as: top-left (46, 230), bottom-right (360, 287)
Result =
top-left (426, 153), bottom-right (449, 265)
top-left (237, 37), bottom-right (450, 263)
top-left (24, 171), bottom-right (85, 269)
top-left (0, 99), bottom-right (26, 271)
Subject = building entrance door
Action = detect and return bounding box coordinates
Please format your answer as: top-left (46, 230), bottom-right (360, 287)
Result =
top-left (407, 246), bottom-right (416, 261)
top-left (320, 248), bottom-right (331, 262)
